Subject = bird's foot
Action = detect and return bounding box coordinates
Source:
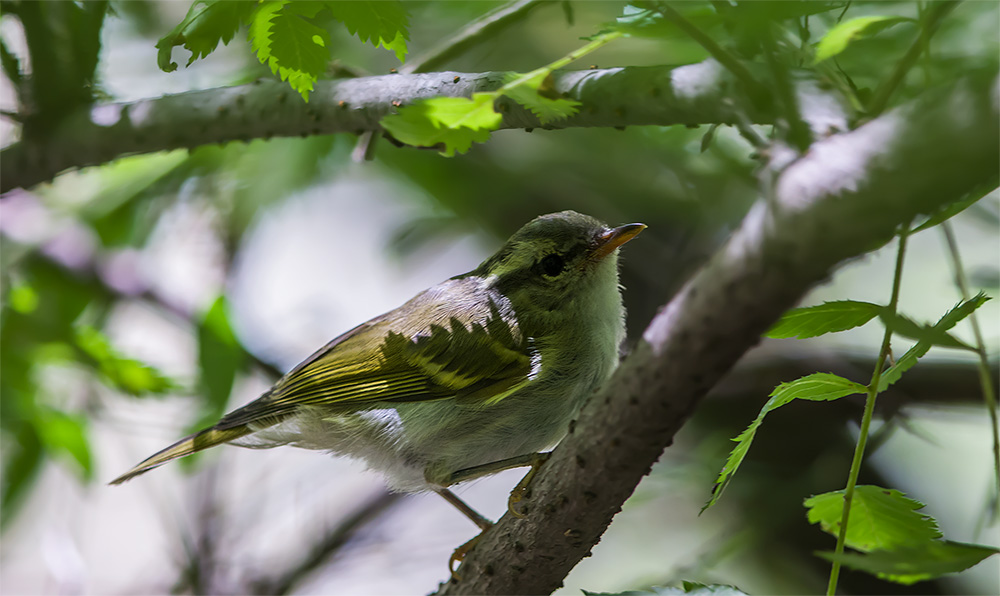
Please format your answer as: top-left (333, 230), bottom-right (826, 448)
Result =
top-left (507, 452), bottom-right (551, 517)
top-left (449, 532), bottom-right (485, 581)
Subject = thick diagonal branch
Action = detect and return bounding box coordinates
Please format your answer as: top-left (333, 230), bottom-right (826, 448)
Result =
top-left (434, 74), bottom-right (999, 595)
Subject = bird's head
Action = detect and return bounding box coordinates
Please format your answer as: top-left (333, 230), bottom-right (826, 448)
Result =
top-left (470, 211), bottom-right (645, 333)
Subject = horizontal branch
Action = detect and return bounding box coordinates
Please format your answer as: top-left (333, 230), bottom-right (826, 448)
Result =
top-left (2, 60), bottom-right (810, 193)
top-left (436, 73), bottom-right (999, 595)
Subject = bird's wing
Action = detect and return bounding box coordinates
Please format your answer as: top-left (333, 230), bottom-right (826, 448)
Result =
top-left (213, 285), bottom-right (534, 431)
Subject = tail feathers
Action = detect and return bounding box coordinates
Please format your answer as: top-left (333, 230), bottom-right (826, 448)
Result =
top-left (109, 425), bottom-right (252, 485)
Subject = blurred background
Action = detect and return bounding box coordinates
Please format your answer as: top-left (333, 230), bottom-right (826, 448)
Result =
top-left (0, 1), bottom-right (997, 594)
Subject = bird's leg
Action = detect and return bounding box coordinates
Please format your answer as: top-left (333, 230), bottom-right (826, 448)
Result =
top-left (445, 451), bottom-right (552, 518)
top-left (435, 452), bottom-right (552, 578)
top-left (435, 488), bottom-right (493, 579)
top-left (436, 487), bottom-right (493, 531)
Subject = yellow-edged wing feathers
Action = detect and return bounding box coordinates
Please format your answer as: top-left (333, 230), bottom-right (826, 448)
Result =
top-left (110, 281), bottom-right (534, 484)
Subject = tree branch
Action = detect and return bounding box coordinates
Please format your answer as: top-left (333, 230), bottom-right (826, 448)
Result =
top-left (248, 490), bottom-right (403, 595)
top-left (434, 73), bottom-right (999, 595)
top-left (2, 60), bottom-right (788, 193)
top-left (402, 0), bottom-right (545, 75)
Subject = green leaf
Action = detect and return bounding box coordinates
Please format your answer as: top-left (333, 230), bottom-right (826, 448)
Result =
top-left (425, 95), bottom-right (503, 130)
top-left (814, 16), bottom-right (913, 64)
top-left (501, 72), bottom-right (581, 125)
top-left (879, 293), bottom-right (991, 391)
top-left (8, 283), bottom-right (39, 314)
top-left (267, 6), bottom-right (330, 99)
top-left (804, 486), bottom-right (941, 552)
top-left (767, 372), bottom-right (869, 406)
top-left (194, 297), bottom-right (244, 431)
top-left (935, 291), bottom-right (990, 331)
top-left (156, 0), bottom-right (256, 72)
top-left (765, 300), bottom-right (882, 339)
top-left (1, 424), bottom-right (43, 529)
top-left (704, 373), bottom-right (867, 510)
top-left (75, 326), bottom-right (175, 396)
top-left (36, 409), bottom-right (93, 481)
top-left (248, 0), bottom-right (285, 64)
top-left (381, 94), bottom-right (501, 156)
top-left (245, 1), bottom-right (331, 101)
top-left (911, 186), bottom-right (994, 234)
top-left (325, 0), bottom-right (409, 62)
top-left (877, 312), bottom-right (973, 351)
top-left (602, 4), bottom-right (721, 41)
top-left (817, 540), bottom-right (999, 585)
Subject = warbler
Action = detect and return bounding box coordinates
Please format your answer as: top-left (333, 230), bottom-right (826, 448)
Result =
top-left (111, 210), bottom-right (643, 558)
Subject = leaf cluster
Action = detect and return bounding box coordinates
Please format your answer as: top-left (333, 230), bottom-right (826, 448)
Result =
top-left (155, 0), bottom-right (409, 100)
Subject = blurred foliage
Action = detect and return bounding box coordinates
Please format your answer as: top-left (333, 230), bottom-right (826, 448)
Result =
top-left (0, 0), bottom-right (997, 594)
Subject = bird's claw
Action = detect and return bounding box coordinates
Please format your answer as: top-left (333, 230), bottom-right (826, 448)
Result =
top-left (506, 452), bottom-right (551, 517)
top-left (449, 533), bottom-right (483, 581)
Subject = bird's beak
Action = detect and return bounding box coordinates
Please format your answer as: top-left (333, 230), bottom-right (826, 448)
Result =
top-left (589, 223), bottom-right (646, 262)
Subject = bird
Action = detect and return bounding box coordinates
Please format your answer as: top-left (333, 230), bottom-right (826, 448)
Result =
top-left (111, 210), bottom-right (644, 569)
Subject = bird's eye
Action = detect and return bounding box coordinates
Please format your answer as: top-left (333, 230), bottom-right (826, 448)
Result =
top-left (539, 254), bottom-right (565, 277)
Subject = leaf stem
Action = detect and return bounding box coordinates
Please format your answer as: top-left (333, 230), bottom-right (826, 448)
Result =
top-left (402, 0), bottom-right (544, 75)
top-left (867, 1), bottom-right (959, 116)
top-left (497, 31), bottom-right (624, 94)
top-left (827, 225), bottom-right (910, 596)
top-left (650, 2), bottom-right (767, 103)
top-left (941, 221), bottom-right (1000, 519)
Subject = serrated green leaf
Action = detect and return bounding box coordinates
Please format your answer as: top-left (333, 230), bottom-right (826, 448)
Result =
top-left (878, 312), bottom-right (973, 350)
top-left (74, 326), bottom-right (175, 396)
top-left (266, 5), bottom-right (330, 100)
top-left (1, 424), bottom-right (43, 529)
top-left (704, 373), bottom-right (866, 510)
top-left (8, 283), bottom-right (39, 314)
top-left (425, 95), bottom-right (503, 130)
top-left (814, 16), bottom-right (913, 64)
top-left (768, 372), bottom-right (869, 407)
top-left (36, 409), bottom-right (93, 481)
top-left (912, 186), bottom-right (994, 234)
top-left (325, 0), bottom-right (409, 62)
top-left (381, 95), bottom-right (500, 156)
top-left (935, 292), bottom-right (990, 330)
top-left (879, 293), bottom-right (991, 391)
top-left (805, 486), bottom-right (941, 552)
top-left (156, 0), bottom-right (256, 72)
top-left (817, 540), bottom-right (999, 585)
top-left (501, 72), bottom-right (580, 125)
top-left (605, 4), bottom-right (720, 40)
top-left (248, 1), bottom-right (287, 70)
top-left (766, 300), bottom-right (882, 339)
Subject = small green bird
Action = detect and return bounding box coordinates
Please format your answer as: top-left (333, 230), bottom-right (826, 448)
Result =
top-left (111, 210), bottom-right (643, 562)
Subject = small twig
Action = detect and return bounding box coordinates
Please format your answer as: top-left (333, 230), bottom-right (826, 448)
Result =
top-left (762, 26), bottom-right (812, 151)
top-left (867, 0), bottom-right (960, 116)
top-left (650, 2), bottom-right (767, 103)
top-left (403, 0), bottom-right (544, 75)
top-left (249, 490), bottom-right (403, 595)
top-left (827, 224), bottom-right (911, 596)
top-left (941, 221), bottom-right (1000, 520)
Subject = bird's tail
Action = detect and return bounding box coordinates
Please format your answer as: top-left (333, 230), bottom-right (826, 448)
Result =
top-left (109, 425), bottom-right (252, 485)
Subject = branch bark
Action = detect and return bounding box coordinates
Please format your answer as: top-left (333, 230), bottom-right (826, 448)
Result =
top-left (2, 60), bottom-right (786, 193)
top-left (434, 73), bottom-right (999, 595)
